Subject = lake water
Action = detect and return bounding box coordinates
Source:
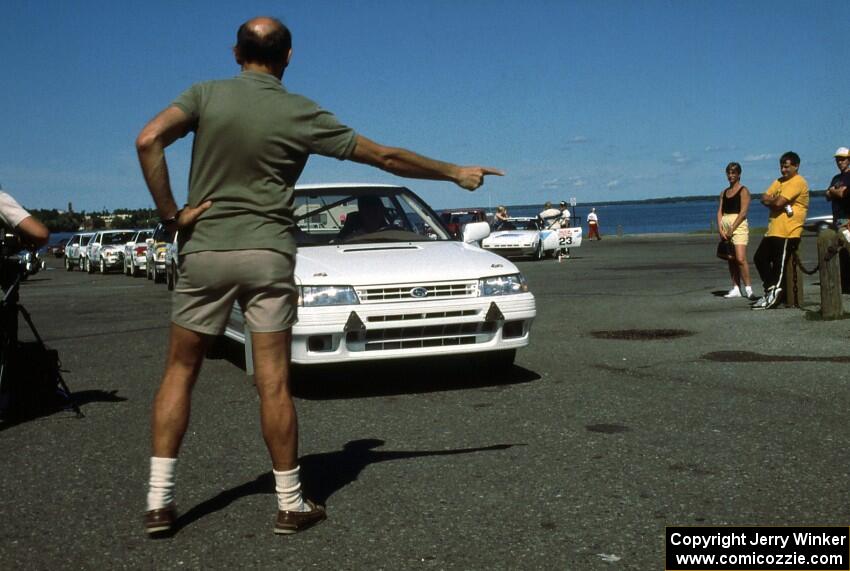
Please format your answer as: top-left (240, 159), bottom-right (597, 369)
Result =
top-left (502, 197), bottom-right (833, 235)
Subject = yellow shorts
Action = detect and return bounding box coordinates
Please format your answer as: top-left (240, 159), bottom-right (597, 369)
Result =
top-left (721, 214), bottom-right (749, 246)
top-left (171, 250), bottom-right (297, 335)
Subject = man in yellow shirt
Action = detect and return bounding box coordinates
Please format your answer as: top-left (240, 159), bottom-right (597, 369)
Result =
top-left (752, 151), bottom-right (809, 309)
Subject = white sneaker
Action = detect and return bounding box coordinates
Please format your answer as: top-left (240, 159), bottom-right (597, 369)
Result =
top-left (724, 286), bottom-right (742, 298)
top-left (751, 296), bottom-right (768, 310)
top-left (764, 286), bottom-right (783, 309)
top-left (744, 286), bottom-right (755, 299)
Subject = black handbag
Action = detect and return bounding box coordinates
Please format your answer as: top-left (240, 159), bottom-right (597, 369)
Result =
top-left (716, 239), bottom-right (735, 260)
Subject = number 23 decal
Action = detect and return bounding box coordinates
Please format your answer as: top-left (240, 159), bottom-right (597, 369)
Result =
top-left (559, 236), bottom-right (573, 246)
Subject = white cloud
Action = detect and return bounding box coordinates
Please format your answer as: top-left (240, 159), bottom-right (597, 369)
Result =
top-left (671, 151), bottom-right (691, 165)
top-left (606, 179), bottom-right (621, 188)
top-left (705, 144), bottom-right (738, 153)
top-left (569, 176), bottom-right (586, 187)
top-left (743, 153), bottom-right (774, 162)
top-left (541, 178), bottom-right (563, 189)
top-left (566, 135), bottom-right (589, 144)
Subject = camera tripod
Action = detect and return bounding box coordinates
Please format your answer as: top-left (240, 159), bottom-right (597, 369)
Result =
top-left (1, 264), bottom-right (82, 419)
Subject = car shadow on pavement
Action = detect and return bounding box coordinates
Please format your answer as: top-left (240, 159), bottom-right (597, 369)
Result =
top-left (207, 339), bottom-right (541, 399)
top-left (171, 438), bottom-right (523, 534)
top-left (291, 360), bottom-right (540, 400)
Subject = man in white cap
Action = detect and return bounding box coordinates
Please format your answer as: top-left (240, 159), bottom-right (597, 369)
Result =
top-left (558, 201), bottom-right (571, 228)
top-left (827, 147), bottom-right (850, 234)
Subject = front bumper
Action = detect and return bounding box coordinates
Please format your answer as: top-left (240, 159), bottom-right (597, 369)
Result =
top-left (225, 293), bottom-right (536, 365)
top-left (101, 253), bottom-right (124, 268)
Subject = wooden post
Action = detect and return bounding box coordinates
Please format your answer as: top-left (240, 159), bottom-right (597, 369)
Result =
top-left (817, 229), bottom-right (843, 319)
top-left (784, 251), bottom-right (803, 308)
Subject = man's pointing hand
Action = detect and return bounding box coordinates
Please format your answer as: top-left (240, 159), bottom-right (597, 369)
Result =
top-left (456, 166), bottom-right (505, 191)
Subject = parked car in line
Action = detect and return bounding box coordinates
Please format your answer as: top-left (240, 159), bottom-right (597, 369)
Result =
top-left (47, 238), bottom-right (69, 258)
top-left (222, 184), bottom-right (536, 371)
top-left (804, 214), bottom-right (834, 233)
top-left (64, 232), bottom-right (95, 271)
top-left (123, 228), bottom-right (154, 277)
top-left (481, 216), bottom-right (582, 260)
top-left (86, 230), bottom-right (135, 274)
top-left (146, 223), bottom-right (176, 284)
top-left (437, 209), bottom-right (487, 239)
top-left (165, 232), bottom-right (179, 291)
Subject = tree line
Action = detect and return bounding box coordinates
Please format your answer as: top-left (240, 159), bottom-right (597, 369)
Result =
top-left (29, 208), bottom-right (158, 233)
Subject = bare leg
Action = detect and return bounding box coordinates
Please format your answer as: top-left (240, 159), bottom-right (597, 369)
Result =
top-left (251, 329), bottom-right (298, 471)
top-left (151, 323), bottom-right (210, 458)
top-left (727, 258), bottom-right (740, 288)
top-left (735, 243), bottom-right (751, 287)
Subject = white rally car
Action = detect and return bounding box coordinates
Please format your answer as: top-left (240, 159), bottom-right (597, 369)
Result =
top-left (223, 184), bottom-right (536, 370)
top-left (481, 217), bottom-right (582, 260)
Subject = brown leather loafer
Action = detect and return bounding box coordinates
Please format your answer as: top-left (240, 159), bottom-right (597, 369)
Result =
top-left (144, 504), bottom-right (177, 536)
top-left (274, 499), bottom-right (326, 535)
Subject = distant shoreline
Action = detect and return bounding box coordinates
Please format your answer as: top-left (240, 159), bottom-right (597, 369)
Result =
top-left (473, 190), bottom-right (827, 211)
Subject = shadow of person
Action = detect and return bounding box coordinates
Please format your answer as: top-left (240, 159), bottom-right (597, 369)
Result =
top-left (173, 439), bottom-right (521, 533)
top-left (0, 389), bottom-right (126, 432)
top-left (300, 439), bottom-right (519, 505)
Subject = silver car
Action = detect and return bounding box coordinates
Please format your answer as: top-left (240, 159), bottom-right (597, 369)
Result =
top-left (123, 228), bottom-right (154, 277)
top-left (145, 223), bottom-right (177, 284)
top-left (64, 232), bottom-right (95, 271)
top-left (86, 230), bottom-right (135, 274)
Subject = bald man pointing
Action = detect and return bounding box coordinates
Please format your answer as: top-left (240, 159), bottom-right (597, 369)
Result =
top-left (136, 16), bottom-right (502, 536)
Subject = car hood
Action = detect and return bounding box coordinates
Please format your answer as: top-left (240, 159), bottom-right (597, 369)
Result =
top-left (295, 241), bottom-right (518, 285)
top-left (482, 230), bottom-right (540, 243)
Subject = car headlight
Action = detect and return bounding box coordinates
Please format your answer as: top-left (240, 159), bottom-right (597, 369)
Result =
top-left (478, 274), bottom-right (528, 296)
top-left (300, 286), bottom-right (359, 307)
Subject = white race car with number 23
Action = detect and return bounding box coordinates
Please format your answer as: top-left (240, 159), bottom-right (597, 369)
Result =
top-left (481, 217), bottom-right (582, 260)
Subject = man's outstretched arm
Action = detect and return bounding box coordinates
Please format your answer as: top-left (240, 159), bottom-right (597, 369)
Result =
top-left (349, 135), bottom-right (503, 191)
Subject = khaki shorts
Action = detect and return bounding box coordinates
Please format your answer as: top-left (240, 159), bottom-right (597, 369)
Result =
top-left (172, 250), bottom-right (297, 335)
top-left (721, 214), bottom-right (749, 246)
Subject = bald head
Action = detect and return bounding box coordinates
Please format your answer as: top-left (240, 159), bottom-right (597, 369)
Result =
top-left (235, 17), bottom-right (291, 68)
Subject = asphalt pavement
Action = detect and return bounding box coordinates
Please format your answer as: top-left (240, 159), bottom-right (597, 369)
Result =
top-left (2, 234), bottom-right (849, 570)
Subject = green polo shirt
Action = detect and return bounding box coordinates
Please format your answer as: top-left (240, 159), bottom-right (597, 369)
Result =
top-left (171, 71), bottom-right (357, 255)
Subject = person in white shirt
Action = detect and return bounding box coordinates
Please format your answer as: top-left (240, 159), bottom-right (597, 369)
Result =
top-left (0, 190), bottom-right (49, 248)
top-left (538, 202), bottom-right (562, 229)
top-left (558, 201), bottom-right (571, 228)
top-left (587, 208), bottom-right (601, 240)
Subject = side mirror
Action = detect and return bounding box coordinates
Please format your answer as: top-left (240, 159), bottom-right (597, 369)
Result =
top-left (462, 221), bottom-right (491, 244)
top-left (146, 238), bottom-right (154, 246)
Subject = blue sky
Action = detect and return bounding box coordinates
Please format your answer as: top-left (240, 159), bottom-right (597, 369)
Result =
top-left (2, 0), bottom-right (846, 212)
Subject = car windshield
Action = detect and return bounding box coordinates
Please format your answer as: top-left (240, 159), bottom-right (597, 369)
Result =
top-left (103, 231), bottom-right (134, 245)
top-left (81, 235), bottom-right (93, 245)
top-left (136, 230), bottom-right (153, 241)
top-left (293, 187), bottom-right (452, 246)
top-left (500, 218), bottom-right (541, 231)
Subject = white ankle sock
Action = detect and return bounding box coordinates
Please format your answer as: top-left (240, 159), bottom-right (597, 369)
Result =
top-left (147, 457), bottom-right (177, 511)
top-left (273, 466), bottom-right (308, 512)
top-left (744, 285), bottom-right (753, 296)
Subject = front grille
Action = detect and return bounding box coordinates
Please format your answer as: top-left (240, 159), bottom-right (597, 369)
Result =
top-left (367, 309), bottom-right (478, 322)
top-left (347, 322), bottom-right (496, 352)
top-left (356, 281), bottom-right (478, 303)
